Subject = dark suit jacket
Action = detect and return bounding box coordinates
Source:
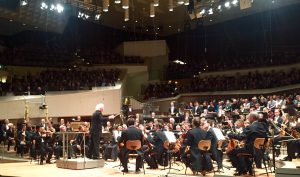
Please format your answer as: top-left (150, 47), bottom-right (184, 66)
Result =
top-left (148, 129), bottom-right (168, 164)
top-left (168, 107), bottom-right (178, 115)
top-left (90, 110), bottom-right (108, 134)
top-left (182, 127), bottom-right (210, 171)
top-left (192, 106), bottom-right (203, 115)
top-left (228, 121), bottom-right (268, 152)
top-left (119, 126), bottom-right (144, 155)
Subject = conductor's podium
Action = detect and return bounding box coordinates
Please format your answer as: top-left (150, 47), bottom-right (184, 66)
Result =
top-left (56, 158), bottom-right (105, 170)
top-left (276, 167), bottom-right (300, 177)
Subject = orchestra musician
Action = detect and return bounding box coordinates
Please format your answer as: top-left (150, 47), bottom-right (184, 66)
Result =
top-left (71, 125), bottom-right (89, 158)
top-left (16, 124), bottom-right (30, 157)
top-left (192, 101), bottom-right (203, 116)
top-left (168, 101), bottom-right (178, 116)
top-left (180, 117), bottom-right (213, 174)
top-left (87, 103), bottom-right (114, 159)
top-left (227, 113), bottom-right (268, 176)
top-left (206, 119), bottom-right (223, 170)
top-left (0, 119), bottom-right (9, 145)
top-left (118, 118), bottom-right (144, 173)
top-left (33, 126), bottom-right (53, 164)
top-left (6, 123), bottom-right (15, 151)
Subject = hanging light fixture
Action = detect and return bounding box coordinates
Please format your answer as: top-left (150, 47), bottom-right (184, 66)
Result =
top-left (177, 0), bottom-right (184, 5)
top-left (122, 0), bottom-right (129, 9)
top-left (124, 9), bottom-right (129, 21)
top-left (150, 3), bottom-right (155, 17)
top-left (115, 0), bottom-right (121, 4)
top-left (154, 0), bottom-right (159, 7)
top-left (184, 0), bottom-right (189, 6)
top-left (169, 0), bottom-right (173, 11)
top-left (103, 0), bottom-right (109, 12)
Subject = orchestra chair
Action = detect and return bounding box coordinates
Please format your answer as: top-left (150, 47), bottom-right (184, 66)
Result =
top-left (124, 140), bottom-right (145, 175)
top-left (237, 138), bottom-right (270, 177)
top-left (184, 140), bottom-right (215, 176)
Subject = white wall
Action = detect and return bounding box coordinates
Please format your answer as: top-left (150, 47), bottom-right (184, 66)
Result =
top-left (0, 88), bottom-right (121, 120)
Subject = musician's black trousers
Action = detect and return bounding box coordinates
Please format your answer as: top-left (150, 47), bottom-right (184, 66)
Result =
top-left (88, 133), bottom-right (100, 158)
top-left (228, 148), bottom-right (252, 173)
top-left (7, 139), bottom-right (13, 151)
top-left (118, 148), bottom-right (142, 170)
top-left (40, 144), bottom-right (53, 162)
top-left (287, 139), bottom-right (300, 159)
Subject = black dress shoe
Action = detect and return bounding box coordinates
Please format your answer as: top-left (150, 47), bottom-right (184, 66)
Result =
top-left (46, 160), bottom-right (52, 164)
top-left (135, 169), bottom-right (141, 173)
top-left (234, 171), bottom-right (247, 176)
top-left (122, 169), bottom-right (129, 173)
top-left (282, 156), bottom-right (292, 161)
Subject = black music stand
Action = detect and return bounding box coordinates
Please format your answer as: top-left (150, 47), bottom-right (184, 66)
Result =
top-left (163, 131), bottom-right (181, 174)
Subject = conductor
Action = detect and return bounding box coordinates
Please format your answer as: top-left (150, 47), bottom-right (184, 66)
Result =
top-left (87, 103), bottom-right (114, 159)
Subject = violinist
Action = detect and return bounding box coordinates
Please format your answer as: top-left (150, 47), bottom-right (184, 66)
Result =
top-left (282, 118), bottom-right (300, 161)
top-left (16, 124), bottom-right (30, 157)
top-left (145, 122), bottom-right (169, 168)
top-left (33, 126), bottom-right (53, 164)
top-left (227, 113), bottom-right (268, 176)
top-left (6, 123), bottom-right (15, 152)
top-left (72, 125), bottom-right (89, 158)
top-left (118, 118), bottom-right (144, 173)
top-left (180, 117), bottom-right (213, 174)
top-left (206, 119), bottom-right (223, 170)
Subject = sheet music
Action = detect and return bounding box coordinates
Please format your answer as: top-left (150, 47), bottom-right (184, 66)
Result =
top-left (163, 131), bottom-right (177, 143)
top-left (112, 130), bottom-right (121, 142)
top-left (212, 128), bottom-right (226, 141)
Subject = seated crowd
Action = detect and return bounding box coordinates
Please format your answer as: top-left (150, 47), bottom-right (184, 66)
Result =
top-left (0, 68), bottom-right (120, 96)
top-left (0, 46), bottom-right (143, 67)
top-left (144, 68), bottom-right (300, 99)
top-left (167, 53), bottom-right (300, 80)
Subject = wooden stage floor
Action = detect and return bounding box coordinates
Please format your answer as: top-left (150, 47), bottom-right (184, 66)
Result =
top-left (1, 156), bottom-right (299, 177)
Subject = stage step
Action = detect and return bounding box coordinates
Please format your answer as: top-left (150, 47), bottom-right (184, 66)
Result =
top-left (275, 167), bottom-right (300, 177)
top-left (56, 158), bottom-right (105, 170)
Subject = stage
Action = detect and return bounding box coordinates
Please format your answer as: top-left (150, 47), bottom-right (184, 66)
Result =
top-left (0, 156), bottom-right (299, 177)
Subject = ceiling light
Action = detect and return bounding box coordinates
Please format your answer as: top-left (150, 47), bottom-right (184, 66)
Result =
top-left (50, 4), bottom-right (56, 11)
top-left (232, 0), bottom-right (238, 6)
top-left (200, 9), bottom-right (205, 15)
top-left (154, 0), bottom-right (159, 7)
top-left (20, 0), bottom-right (28, 6)
top-left (41, 2), bottom-right (48, 10)
top-left (95, 14), bottom-right (101, 20)
top-left (169, 25), bottom-right (172, 28)
top-left (169, 0), bottom-right (173, 11)
top-left (184, 0), bottom-right (189, 6)
top-left (124, 9), bottom-right (129, 21)
top-left (56, 3), bottom-right (64, 13)
top-left (208, 8), bottom-right (213, 15)
top-left (177, 0), bottom-right (184, 5)
top-left (122, 0), bottom-right (129, 9)
top-left (115, 0), bottom-right (121, 4)
top-left (150, 3), bottom-right (155, 18)
top-left (225, 1), bottom-right (231, 8)
top-left (218, 5), bottom-right (222, 10)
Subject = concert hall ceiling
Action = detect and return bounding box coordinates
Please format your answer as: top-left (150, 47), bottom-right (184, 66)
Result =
top-left (0, 0), bottom-right (300, 36)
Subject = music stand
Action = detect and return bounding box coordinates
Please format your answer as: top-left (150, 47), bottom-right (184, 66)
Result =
top-left (100, 132), bottom-right (112, 159)
top-left (164, 131), bottom-right (181, 173)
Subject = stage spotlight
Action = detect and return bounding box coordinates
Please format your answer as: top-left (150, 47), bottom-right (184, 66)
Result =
top-left (41, 2), bottom-right (48, 10)
top-left (154, 0), bottom-right (159, 7)
top-left (114, 0), bottom-right (121, 4)
top-left (232, 0), bottom-right (238, 6)
top-left (20, 0), bottom-right (28, 6)
top-left (224, 1), bottom-right (231, 8)
top-left (56, 3), bottom-right (64, 13)
top-left (50, 4), bottom-right (56, 11)
top-left (208, 8), bottom-right (213, 15)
